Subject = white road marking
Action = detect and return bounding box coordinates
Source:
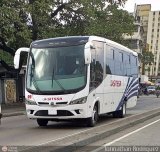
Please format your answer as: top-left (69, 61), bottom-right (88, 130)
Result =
top-left (104, 118), bottom-right (160, 146)
top-left (92, 118), bottom-right (160, 152)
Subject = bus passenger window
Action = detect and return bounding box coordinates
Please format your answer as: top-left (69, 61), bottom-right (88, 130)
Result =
top-left (106, 65), bottom-right (111, 74)
top-left (90, 59), bottom-right (96, 88)
top-left (95, 61), bottom-right (103, 84)
top-left (90, 41), bottom-right (104, 88)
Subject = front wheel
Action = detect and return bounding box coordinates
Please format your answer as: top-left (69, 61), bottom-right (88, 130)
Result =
top-left (37, 119), bottom-right (48, 126)
top-left (87, 104), bottom-right (98, 127)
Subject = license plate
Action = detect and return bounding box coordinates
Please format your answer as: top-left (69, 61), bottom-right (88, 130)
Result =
top-left (48, 109), bottom-right (57, 115)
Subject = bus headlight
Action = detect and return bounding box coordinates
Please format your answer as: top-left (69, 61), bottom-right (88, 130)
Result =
top-left (70, 97), bottom-right (87, 105)
top-left (25, 99), bottom-right (37, 105)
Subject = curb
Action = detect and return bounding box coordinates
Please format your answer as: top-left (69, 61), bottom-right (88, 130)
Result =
top-left (2, 111), bottom-right (25, 118)
top-left (20, 107), bottom-right (160, 152)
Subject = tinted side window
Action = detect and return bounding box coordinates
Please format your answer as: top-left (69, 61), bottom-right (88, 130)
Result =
top-left (105, 46), bottom-right (114, 74)
top-left (90, 41), bottom-right (104, 88)
top-left (131, 55), bottom-right (138, 77)
top-left (94, 41), bottom-right (104, 85)
top-left (90, 49), bottom-right (96, 88)
top-left (105, 45), bottom-right (138, 77)
top-left (114, 50), bottom-right (124, 76)
top-left (92, 41), bottom-right (104, 86)
top-left (124, 54), bottom-right (131, 76)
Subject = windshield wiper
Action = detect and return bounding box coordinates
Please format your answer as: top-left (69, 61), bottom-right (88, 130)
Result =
top-left (51, 66), bottom-right (67, 93)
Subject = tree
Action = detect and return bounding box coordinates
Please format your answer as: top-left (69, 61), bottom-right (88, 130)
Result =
top-left (0, 0), bottom-right (31, 71)
top-left (0, 0), bottom-right (132, 72)
top-left (141, 49), bottom-right (154, 75)
top-left (84, 4), bottom-right (135, 44)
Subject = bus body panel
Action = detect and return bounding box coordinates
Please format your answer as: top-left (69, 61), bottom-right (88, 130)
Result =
top-left (25, 90), bottom-right (92, 119)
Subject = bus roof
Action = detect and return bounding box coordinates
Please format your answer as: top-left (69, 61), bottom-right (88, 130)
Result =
top-left (31, 36), bottom-right (137, 56)
top-left (31, 36), bottom-right (89, 48)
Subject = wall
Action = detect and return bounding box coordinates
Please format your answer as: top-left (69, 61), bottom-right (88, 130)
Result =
top-left (4, 79), bottom-right (16, 103)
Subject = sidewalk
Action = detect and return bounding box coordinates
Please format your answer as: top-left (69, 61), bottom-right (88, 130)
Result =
top-left (1, 102), bottom-right (26, 117)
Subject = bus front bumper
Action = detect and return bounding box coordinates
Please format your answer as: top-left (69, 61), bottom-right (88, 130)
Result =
top-left (26, 104), bottom-right (91, 120)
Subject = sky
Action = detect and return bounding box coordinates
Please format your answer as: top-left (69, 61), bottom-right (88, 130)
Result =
top-left (123, 0), bottom-right (160, 12)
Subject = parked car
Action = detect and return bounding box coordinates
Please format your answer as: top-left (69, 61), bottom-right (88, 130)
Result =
top-left (147, 85), bottom-right (156, 94)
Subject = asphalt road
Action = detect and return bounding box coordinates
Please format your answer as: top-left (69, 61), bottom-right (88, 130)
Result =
top-left (129, 95), bottom-right (160, 114)
top-left (87, 115), bottom-right (160, 152)
top-left (0, 95), bottom-right (160, 147)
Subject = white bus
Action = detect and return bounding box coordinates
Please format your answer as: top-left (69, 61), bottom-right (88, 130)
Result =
top-left (14, 36), bottom-right (139, 127)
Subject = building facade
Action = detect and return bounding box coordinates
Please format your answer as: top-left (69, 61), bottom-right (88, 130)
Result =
top-left (147, 11), bottom-right (160, 76)
top-left (135, 4), bottom-right (151, 45)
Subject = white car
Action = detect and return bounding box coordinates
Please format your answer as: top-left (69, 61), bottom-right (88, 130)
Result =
top-left (147, 85), bottom-right (156, 94)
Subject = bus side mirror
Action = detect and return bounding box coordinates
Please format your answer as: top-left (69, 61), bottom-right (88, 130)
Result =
top-left (84, 42), bottom-right (92, 64)
top-left (14, 47), bottom-right (29, 69)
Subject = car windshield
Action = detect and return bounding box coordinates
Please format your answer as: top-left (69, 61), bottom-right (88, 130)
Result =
top-left (147, 86), bottom-right (155, 89)
top-left (26, 44), bottom-right (87, 94)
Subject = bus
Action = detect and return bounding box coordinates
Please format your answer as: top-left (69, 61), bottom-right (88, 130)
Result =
top-left (14, 36), bottom-right (139, 127)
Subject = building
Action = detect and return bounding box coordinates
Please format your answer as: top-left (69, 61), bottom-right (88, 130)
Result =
top-left (135, 4), bottom-right (151, 45)
top-left (147, 11), bottom-right (160, 76)
top-left (135, 4), bottom-right (151, 76)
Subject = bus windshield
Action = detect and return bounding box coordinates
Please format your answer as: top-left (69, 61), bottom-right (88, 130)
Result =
top-left (26, 44), bottom-right (87, 94)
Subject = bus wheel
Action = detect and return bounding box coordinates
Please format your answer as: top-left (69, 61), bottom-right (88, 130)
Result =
top-left (113, 103), bottom-right (126, 118)
top-left (87, 104), bottom-right (98, 127)
top-left (37, 119), bottom-right (48, 126)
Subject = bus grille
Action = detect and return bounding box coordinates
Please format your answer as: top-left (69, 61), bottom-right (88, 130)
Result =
top-left (35, 110), bottom-right (73, 116)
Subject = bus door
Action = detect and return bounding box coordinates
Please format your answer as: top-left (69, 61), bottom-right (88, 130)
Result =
top-left (104, 45), bottom-right (114, 113)
top-left (91, 41), bottom-right (104, 113)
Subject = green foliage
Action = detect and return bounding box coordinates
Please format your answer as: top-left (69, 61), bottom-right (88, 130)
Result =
top-left (141, 50), bottom-right (154, 75)
top-left (0, 0), bottom-right (133, 68)
top-left (142, 50), bottom-right (154, 65)
top-left (0, 0), bottom-right (31, 50)
top-left (0, 50), bottom-right (13, 65)
top-left (84, 4), bottom-right (135, 43)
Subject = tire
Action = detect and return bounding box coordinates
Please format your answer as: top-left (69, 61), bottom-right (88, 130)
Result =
top-left (37, 119), bottom-right (48, 126)
top-left (87, 104), bottom-right (98, 127)
top-left (113, 103), bottom-right (126, 118)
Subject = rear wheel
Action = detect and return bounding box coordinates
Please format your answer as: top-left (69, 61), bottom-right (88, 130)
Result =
top-left (37, 119), bottom-right (48, 126)
top-left (113, 103), bottom-right (126, 118)
top-left (87, 104), bottom-right (98, 127)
